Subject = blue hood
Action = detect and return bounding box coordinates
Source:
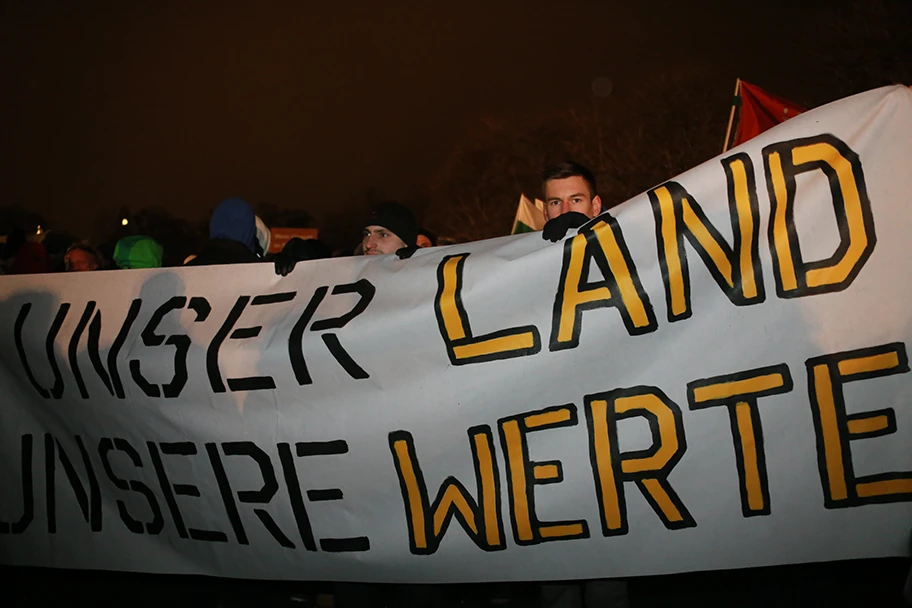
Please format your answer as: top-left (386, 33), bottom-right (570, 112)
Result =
top-left (209, 198), bottom-right (256, 253)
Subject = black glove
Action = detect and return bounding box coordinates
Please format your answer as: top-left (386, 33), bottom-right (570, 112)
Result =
top-left (274, 238), bottom-right (308, 277)
top-left (396, 245), bottom-right (419, 260)
top-left (541, 212), bottom-right (591, 242)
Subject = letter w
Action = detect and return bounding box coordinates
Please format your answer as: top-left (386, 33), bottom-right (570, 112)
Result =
top-left (389, 427), bottom-right (504, 554)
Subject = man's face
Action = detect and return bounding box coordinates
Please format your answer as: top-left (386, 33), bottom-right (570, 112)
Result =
top-left (362, 225), bottom-right (407, 255)
top-left (416, 233), bottom-right (434, 248)
top-left (65, 249), bottom-right (98, 272)
top-left (543, 176), bottom-right (602, 221)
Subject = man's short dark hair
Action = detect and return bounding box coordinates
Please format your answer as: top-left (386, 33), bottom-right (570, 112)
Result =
top-left (541, 161), bottom-right (597, 198)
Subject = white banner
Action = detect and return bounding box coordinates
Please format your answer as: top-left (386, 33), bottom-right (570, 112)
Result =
top-left (1, 86), bottom-right (911, 583)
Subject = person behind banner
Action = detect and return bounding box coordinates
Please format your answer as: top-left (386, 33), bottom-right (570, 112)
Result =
top-left (113, 235), bottom-right (164, 269)
top-left (187, 197), bottom-right (261, 266)
top-left (416, 228), bottom-right (437, 248)
top-left (64, 242), bottom-right (104, 272)
top-left (539, 160), bottom-right (630, 608)
top-left (9, 242), bottom-right (51, 275)
top-left (274, 201), bottom-right (419, 276)
top-left (361, 201), bottom-right (419, 257)
top-left (540, 161), bottom-right (605, 242)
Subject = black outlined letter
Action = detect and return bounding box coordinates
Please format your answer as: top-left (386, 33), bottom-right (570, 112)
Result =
top-left (68, 302), bottom-right (96, 398)
top-left (435, 253), bottom-right (541, 364)
top-left (806, 343), bottom-right (911, 507)
top-left (586, 387), bottom-right (694, 536)
top-left (87, 300), bottom-right (142, 399)
top-left (99, 437), bottom-right (164, 534)
top-left (277, 440), bottom-right (369, 552)
top-left (207, 292), bottom-right (296, 393)
top-left (688, 364), bottom-right (793, 517)
top-left (498, 405), bottom-right (589, 545)
top-left (45, 434), bottom-right (102, 532)
top-left (130, 296), bottom-right (211, 398)
top-left (763, 134), bottom-right (875, 297)
top-left (206, 441), bottom-right (296, 549)
top-left (15, 302), bottom-right (68, 399)
top-left (288, 282), bottom-right (374, 384)
top-left (147, 441), bottom-right (227, 542)
top-left (649, 154), bottom-right (764, 322)
top-left (1, 434), bottom-right (34, 534)
top-left (550, 216), bottom-right (656, 351)
top-left (390, 426), bottom-right (504, 554)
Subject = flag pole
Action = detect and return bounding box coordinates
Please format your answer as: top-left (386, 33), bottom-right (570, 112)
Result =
top-left (722, 78), bottom-right (741, 153)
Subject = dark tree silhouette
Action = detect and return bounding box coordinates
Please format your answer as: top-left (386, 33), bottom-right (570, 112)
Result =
top-left (424, 67), bottom-right (729, 243)
top-left (807, 0), bottom-right (912, 102)
top-left (424, 0), bottom-right (911, 244)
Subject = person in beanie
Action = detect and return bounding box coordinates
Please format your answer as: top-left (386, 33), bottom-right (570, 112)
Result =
top-left (113, 235), bottom-right (163, 269)
top-left (336, 203), bottom-right (440, 608)
top-left (273, 201), bottom-right (419, 276)
top-left (361, 201), bottom-right (418, 256)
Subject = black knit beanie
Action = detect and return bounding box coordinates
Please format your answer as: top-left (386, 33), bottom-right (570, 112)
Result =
top-left (364, 201), bottom-right (418, 247)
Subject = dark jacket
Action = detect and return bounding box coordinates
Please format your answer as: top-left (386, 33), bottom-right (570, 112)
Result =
top-left (186, 238), bottom-right (260, 266)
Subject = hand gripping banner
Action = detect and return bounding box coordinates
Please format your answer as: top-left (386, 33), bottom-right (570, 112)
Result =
top-left (1, 86), bottom-right (910, 583)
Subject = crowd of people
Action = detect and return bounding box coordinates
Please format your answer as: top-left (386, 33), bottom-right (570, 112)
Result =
top-left (0, 194), bottom-right (441, 278)
top-left (1, 158), bottom-right (603, 283)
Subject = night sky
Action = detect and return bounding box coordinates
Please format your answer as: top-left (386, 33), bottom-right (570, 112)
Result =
top-left (1, 0), bottom-right (834, 239)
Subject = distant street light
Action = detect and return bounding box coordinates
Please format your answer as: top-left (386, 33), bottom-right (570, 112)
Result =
top-left (121, 218), bottom-right (129, 226)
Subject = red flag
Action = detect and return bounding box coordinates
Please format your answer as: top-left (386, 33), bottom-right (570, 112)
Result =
top-left (732, 81), bottom-right (806, 147)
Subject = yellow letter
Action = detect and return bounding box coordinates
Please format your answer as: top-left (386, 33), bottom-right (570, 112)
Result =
top-left (763, 135), bottom-right (875, 297)
top-left (649, 159), bottom-right (764, 322)
top-left (389, 427), bottom-right (504, 554)
top-left (688, 364), bottom-right (793, 516)
top-left (806, 343), bottom-right (911, 507)
top-left (550, 215), bottom-right (656, 351)
top-left (498, 405), bottom-right (589, 545)
top-left (435, 254), bottom-right (541, 365)
top-left (585, 387), bottom-right (695, 535)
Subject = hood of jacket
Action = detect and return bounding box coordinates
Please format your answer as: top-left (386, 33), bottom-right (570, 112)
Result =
top-left (113, 235), bottom-right (163, 269)
top-left (210, 198), bottom-right (256, 252)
